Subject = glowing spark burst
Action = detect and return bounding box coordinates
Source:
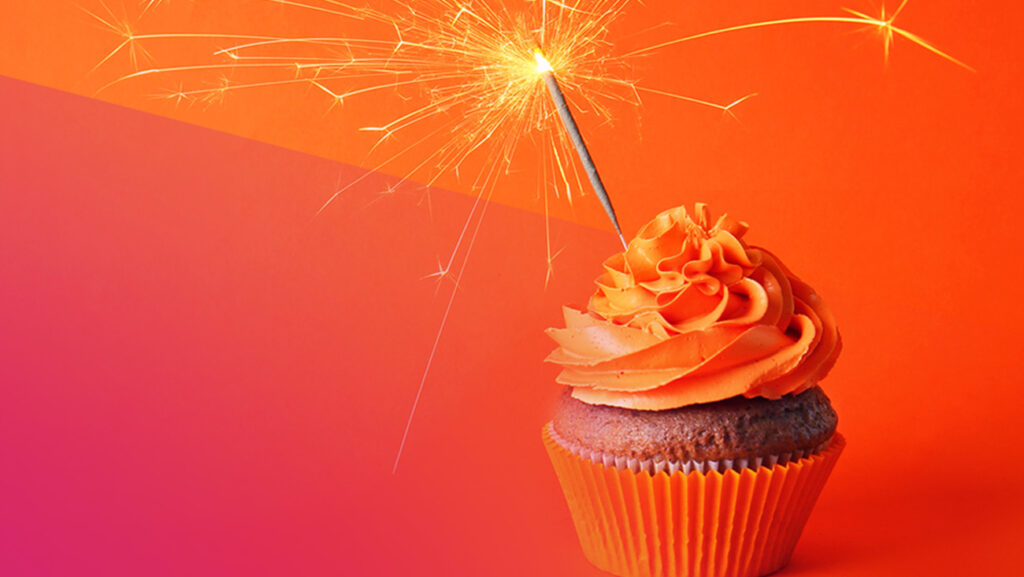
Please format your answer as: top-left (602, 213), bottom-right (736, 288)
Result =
top-left (91, 0), bottom-right (744, 214)
top-left (87, 0), bottom-right (967, 473)
top-left (90, 0), bottom-right (971, 243)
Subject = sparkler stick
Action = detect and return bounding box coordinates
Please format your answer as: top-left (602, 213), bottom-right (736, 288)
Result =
top-left (535, 51), bottom-right (628, 250)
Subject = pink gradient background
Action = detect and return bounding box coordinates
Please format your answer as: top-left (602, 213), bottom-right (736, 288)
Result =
top-left (2, 75), bottom-right (631, 575)
top-left (2, 1), bottom-right (1024, 575)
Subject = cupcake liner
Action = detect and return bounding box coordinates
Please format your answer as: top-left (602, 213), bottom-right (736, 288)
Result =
top-left (543, 423), bottom-right (845, 577)
top-left (549, 426), bottom-right (831, 475)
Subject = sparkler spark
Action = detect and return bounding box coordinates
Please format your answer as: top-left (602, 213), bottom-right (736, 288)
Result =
top-left (88, 0), bottom-right (967, 473)
top-left (624, 0), bottom-right (972, 70)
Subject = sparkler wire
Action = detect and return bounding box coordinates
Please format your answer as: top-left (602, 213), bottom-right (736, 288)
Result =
top-left (537, 53), bottom-right (628, 249)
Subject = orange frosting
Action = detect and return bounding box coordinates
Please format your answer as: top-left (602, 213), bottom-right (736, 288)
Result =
top-left (546, 204), bottom-right (841, 410)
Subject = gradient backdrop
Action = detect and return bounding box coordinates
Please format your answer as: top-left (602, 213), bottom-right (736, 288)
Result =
top-left (2, 1), bottom-right (1023, 576)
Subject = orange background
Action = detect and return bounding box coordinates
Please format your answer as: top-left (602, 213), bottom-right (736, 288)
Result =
top-left (2, 1), bottom-right (1023, 575)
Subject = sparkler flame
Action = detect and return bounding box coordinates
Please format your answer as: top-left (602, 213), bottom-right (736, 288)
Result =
top-left (86, 0), bottom-right (967, 473)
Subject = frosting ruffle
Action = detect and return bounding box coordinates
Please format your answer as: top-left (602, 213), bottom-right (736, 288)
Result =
top-left (546, 204), bottom-right (841, 410)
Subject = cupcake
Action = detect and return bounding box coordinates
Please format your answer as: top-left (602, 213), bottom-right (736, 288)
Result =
top-left (543, 204), bottom-right (843, 577)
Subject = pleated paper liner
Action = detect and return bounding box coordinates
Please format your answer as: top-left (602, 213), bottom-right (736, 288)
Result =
top-left (543, 423), bottom-right (845, 577)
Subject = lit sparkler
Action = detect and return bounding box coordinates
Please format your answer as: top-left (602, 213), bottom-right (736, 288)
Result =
top-left (88, 0), bottom-right (742, 248)
top-left (90, 0), bottom-right (970, 247)
top-left (87, 0), bottom-right (967, 473)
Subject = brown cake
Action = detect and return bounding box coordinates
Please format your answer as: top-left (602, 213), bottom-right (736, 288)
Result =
top-left (552, 386), bottom-right (837, 464)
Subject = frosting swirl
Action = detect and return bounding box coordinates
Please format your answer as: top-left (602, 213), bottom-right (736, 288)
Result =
top-left (546, 204), bottom-right (841, 410)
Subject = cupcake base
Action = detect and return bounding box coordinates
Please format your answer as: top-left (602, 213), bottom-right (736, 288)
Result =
top-left (543, 423), bottom-right (845, 577)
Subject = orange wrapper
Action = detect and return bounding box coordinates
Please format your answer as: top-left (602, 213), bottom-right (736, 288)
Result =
top-left (543, 424), bottom-right (845, 577)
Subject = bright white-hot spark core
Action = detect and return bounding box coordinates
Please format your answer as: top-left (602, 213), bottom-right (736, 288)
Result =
top-left (535, 51), bottom-right (554, 73)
